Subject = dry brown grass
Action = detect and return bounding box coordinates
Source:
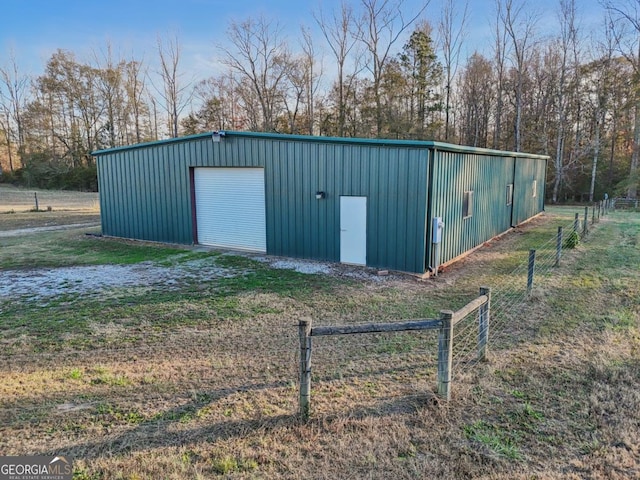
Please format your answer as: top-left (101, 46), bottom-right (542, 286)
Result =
top-left (0, 208), bottom-right (638, 479)
top-left (0, 184), bottom-right (99, 230)
top-left (0, 184), bottom-right (99, 210)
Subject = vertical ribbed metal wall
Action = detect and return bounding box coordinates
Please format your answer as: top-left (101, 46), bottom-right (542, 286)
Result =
top-left (260, 139), bottom-right (429, 273)
top-left (96, 132), bottom-right (547, 274)
top-left (98, 140), bottom-right (195, 244)
top-left (97, 134), bottom-right (429, 273)
top-left (429, 151), bottom-right (516, 266)
top-left (512, 157), bottom-right (547, 225)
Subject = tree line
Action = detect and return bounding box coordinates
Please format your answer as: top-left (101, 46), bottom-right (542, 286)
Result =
top-left (0, 0), bottom-right (639, 200)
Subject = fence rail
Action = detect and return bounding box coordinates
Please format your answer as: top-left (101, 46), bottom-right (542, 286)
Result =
top-left (298, 288), bottom-right (491, 420)
top-left (297, 200), bottom-right (617, 420)
top-left (612, 197), bottom-right (639, 210)
top-left (0, 201), bottom-right (615, 428)
top-left (310, 319), bottom-right (443, 336)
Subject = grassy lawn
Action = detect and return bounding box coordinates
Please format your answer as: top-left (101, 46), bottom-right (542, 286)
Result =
top-left (0, 204), bottom-right (638, 479)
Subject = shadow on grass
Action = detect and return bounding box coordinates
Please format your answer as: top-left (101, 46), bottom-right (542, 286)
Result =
top-left (33, 371), bottom-right (442, 461)
top-left (34, 380), bottom-right (293, 459)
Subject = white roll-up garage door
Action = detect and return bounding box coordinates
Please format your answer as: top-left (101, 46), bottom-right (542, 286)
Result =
top-left (194, 167), bottom-right (267, 252)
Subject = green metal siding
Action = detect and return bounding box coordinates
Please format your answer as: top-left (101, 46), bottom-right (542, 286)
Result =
top-left (244, 137), bottom-right (429, 273)
top-left (97, 134), bottom-right (429, 273)
top-left (95, 131), bottom-right (547, 274)
top-left (98, 142), bottom-right (195, 244)
top-left (512, 157), bottom-right (547, 225)
top-left (429, 151), bottom-right (517, 266)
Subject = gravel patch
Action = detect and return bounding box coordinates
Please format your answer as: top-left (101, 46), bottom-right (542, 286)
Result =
top-left (0, 250), bottom-right (400, 308)
top-left (0, 259), bottom-right (238, 303)
top-left (270, 259), bottom-right (332, 275)
top-left (253, 255), bottom-right (396, 282)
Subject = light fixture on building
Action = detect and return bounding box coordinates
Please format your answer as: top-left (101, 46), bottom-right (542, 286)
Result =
top-left (212, 130), bottom-right (226, 143)
top-left (315, 191), bottom-right (326, 200)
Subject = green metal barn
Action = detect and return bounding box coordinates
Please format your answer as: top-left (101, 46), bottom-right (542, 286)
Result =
top-left (93, 131), bottom-right (548, 274)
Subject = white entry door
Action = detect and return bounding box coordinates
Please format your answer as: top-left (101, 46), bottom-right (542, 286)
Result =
top-left (340, 196), bottom-right (367, 265)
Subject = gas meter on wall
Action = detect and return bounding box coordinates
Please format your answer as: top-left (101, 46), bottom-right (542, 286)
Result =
top-left (432, 217), bottom-right (444, 243)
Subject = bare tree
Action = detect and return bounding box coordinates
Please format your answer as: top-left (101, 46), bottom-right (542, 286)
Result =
top-left (125, 57), bottom-right (148, 143)
top-left (549, 0), bottom-right (580, 203)
top-left (277, 26), bottom-right (324, 135)
top-left (0, 104), bottom-right (15, 171)
top-left (155, 34), bottom-right (192, 138)
top-left (221, 16), bottom-right (291, 132)
top-left (93, 42), bottom-right (125, 148)
top-left (604, 0), bottom-right (640, 198)
top-left (584, 17), bottom-right (616, 201)
top-left (36, 50), bottom-right (103, 165)
top-left (149, 95), bottom-right (159, 141)
top-left (491, 0), bottom-right (509, 149)
top-left (438, 0), bottom-right (469, 141)
top-left (300, 26), bottom-right (323, 135)
top-left (353, 0), bottom-right (429, 137)
top-left (281, 57), bottom-right (305, 133)
top-left (0, 47), bottom-right (30, 169)
top-left (499, 0), bottom-right (539, 152)
top-left (183, 73), bottom-right (244, 134)
top-left (314, 2), bottom-right (360, 136)
top-left (459, 53), bottom-right (495, 147)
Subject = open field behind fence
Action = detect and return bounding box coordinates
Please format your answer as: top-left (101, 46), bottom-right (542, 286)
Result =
top-left (0, 184), bottom-right (99, 211)
top-left (0, 185), bottom-right (100, 231)
top-left (0, 199), bottom-right (638, 479)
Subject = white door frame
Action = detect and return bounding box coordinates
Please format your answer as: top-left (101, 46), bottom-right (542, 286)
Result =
top-left (340, 196), bottom-right (367, 265)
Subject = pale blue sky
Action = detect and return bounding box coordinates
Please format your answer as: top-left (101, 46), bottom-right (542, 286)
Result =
top-left (0, 0), bottom-right (606, 80)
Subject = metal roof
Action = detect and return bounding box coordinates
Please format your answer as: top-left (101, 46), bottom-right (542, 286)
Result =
top-left (92, 130), bottom-right (549, 160)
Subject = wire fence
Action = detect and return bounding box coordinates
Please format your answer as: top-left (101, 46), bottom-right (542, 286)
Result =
top-left (612, 197), bottom-right (639, 210)
top-left (0, 185), bottom-right (99, 211)
top-left (0, 202), bottom-right (613, 448)
top-left (302, 202), bottom-right (612, 415)
top-left (0, 321), bottom-right (301, 443)
top-left (452, 205), bottom-right (611, 381)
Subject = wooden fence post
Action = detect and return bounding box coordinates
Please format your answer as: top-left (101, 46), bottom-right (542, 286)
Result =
top-left (592, 203), bottom-right (596, 225)
top-left (583, 206), bottom-right (588, 236)
top-left (299, 319), bottom-right (312, 421)
top-left (574, 213), bottom-right (579, 235)
top-left (555, 226), bottom-right (562, 267)
top-left (34, 192), bottom-right (39, 211)
top-left (527, 249), bottom-right (536, 294)
top-left (478, 287), bottom-right (491, 361)
top-left (437, 310), bottom-right (454, 400)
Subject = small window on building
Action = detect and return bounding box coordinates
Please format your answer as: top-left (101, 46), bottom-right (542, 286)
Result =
top-left (463, 190), bottom-right (474, 219)
top-left (506, 184), bottom-right (513, 206)
top-left (532, 180), bottom-right (537, 198)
